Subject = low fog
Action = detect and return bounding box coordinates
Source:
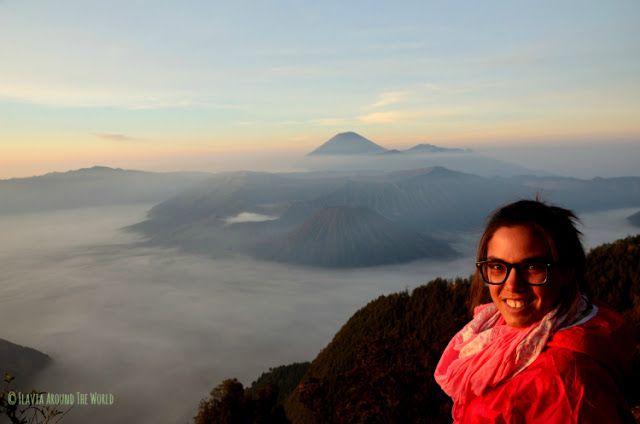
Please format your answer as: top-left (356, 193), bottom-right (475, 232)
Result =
top-left (0, 205), bottom-right (638, 423)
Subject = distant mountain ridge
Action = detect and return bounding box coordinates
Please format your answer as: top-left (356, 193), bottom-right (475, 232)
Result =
top-left (307, 132), bottom-right (467, 157)
top-left (302, 132), bottom-right (543, 177)
top-left (0, 166), bottom-right (212, 214)
top-left (129, 166), bottom-right (640, 268)
top-left (130, 165), bottom-right (515, 268)
top-left (3, 165), bottom-right (145, 182)
top-left (404, 143), bottom-right (469, 154)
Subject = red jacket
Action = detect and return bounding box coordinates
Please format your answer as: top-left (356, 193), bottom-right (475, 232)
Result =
top-left (458, 306), bottom-right (634, 423)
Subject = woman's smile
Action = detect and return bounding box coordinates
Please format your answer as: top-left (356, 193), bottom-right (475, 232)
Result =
top-left (502, 298), bottom-right (533, 310)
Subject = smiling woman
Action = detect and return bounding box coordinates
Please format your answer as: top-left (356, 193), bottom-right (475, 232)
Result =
top-left (483, 225), bottom-right (562, 328)
top-left (434, 199), bottom-right (634, 423)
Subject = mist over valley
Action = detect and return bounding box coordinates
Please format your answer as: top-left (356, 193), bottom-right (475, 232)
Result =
top-left (0, 205), bottom-right (478, 423)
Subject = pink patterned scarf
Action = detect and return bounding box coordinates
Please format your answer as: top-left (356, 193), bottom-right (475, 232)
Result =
top-left (434, 297), bottom-right (592, 418)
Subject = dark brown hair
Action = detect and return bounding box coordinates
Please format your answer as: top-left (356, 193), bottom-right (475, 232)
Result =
top-left (469, 199), bottom-right (586, 316)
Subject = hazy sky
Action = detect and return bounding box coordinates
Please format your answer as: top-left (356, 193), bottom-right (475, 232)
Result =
top-left (1, 1), bottom-right (639, 178)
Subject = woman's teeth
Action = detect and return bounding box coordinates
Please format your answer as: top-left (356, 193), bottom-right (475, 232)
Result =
top-left (505, 299), bottom-right (527, 309)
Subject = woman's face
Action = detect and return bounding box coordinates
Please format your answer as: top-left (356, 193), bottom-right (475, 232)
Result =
top-left (486, 225), bottom-right (562, 327)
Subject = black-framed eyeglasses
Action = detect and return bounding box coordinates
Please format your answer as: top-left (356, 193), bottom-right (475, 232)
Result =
top-left (475, 260), bottom-right (553, 286)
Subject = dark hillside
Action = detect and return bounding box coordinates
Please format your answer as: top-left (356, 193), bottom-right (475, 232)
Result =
top-left (249, 363), bottom-right (311, 403)
top-left (0, 338), bottom-right (51, 388)
top-left (583, 235), bottom-right (640, 411)
top-left (283, 278), bottom-right (471, 424)
top-left (584, 235), bottom-right (640, 313)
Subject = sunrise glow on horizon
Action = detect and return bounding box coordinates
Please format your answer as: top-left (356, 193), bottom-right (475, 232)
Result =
top-left (1, 1), bottom-right (639, 179)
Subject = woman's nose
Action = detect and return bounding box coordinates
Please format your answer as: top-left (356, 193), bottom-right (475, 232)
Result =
top-left (504, 267), bottom-right (527, 291)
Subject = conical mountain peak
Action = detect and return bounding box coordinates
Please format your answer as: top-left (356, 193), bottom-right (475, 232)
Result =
top-left (308, 132), bottom-right (387, 156)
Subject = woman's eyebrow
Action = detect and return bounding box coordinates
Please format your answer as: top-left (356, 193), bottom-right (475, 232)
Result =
top-left (520, 256), bottom-right (552, 262)
top-left (485, 256), bottom-right (551, 262)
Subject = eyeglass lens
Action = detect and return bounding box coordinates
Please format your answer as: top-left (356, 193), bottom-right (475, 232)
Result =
top-left (481, 261), bottom-right (548, 285)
